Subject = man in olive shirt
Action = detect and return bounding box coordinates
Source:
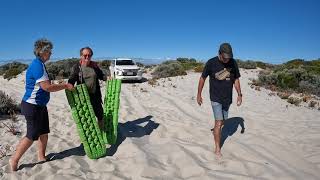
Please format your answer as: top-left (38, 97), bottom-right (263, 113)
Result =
top-left (197, 43), bottom-right (242, 158)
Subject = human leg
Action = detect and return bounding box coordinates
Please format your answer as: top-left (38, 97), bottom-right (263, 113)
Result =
top-left (9, 137), bottom-right (33, 171)
top-left (37, 106), bottom-right (50, 161)
top-left (211, 102), bottom-right (229, 157)
top-left (37, 134), bottom-right (48, 161)
top-left (213, 120), bottom-right (223, 156)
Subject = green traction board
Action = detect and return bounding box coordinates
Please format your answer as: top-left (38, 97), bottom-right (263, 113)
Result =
top-left (103, 79), bottom-right (121, 144)
top-left (65, 84), bottom-right (106, 159)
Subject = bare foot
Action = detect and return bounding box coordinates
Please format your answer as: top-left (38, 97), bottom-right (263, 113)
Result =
top-left (38, 157), bottom-right (47, 162)
top-left (9, 158), bottom-right (18, 172)
top-left (214, 151), bottom-right (223, 159)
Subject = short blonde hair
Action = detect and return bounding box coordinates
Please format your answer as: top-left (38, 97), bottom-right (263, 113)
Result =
top-left (34, 38), bottom-right (53, 57)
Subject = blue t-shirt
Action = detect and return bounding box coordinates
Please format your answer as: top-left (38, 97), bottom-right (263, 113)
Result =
top-left (22, 58), bottom-right (50, 106)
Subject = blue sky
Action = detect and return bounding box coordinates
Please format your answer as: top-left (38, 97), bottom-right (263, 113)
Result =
top-left (0, 0), bottom-right (319, 64)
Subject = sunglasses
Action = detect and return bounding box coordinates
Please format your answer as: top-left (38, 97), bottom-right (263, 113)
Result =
top-left (82, 54), bottom-right (92, 58)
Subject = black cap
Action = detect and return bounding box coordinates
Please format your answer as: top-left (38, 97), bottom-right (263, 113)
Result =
top-left (219, 43), bottom-right (233, 59)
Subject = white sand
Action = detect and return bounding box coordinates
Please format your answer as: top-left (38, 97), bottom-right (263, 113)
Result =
top-left (0, 69), bottom-right (320, 179)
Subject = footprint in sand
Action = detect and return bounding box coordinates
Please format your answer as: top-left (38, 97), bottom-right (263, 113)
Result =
top-left (55, 107), bottom-right (61, 112)
top-left (216, 158), bottom-right (227, 167)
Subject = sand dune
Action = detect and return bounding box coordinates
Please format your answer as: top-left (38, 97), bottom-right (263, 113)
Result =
top-left (0, 69), bottom-right (320, 179)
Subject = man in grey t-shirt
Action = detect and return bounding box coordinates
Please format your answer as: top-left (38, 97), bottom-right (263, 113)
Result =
top-left (197, 43), bottom-right (242, 158)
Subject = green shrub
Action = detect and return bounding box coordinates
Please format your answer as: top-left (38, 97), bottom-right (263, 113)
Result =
top-left (257, 70), bottom-right (276, 86)
top-left (176, 58), bottom-right (204, 71)
top-left (98, 60), bottom-right (111, 69)
top-left (97, 60), bottom-right (112, 76)
top-left (236, 59), bottom-right (274, 70)
top-left (0, 62), bottom-right (28, 80)
top-left (286, 59), bottom-right (304, 67)
top-left (0, 90), bottom-right (20, 115)
top-left (236, 60), bottom-right (257, 69)
top-left (257, 60), bottom-right (320, 96)
top-left (46, 58), bottom-right (79, 80)
top-left (3, 68), bottom-right (22, 80)
top-left (256, 61), bottom-right (274, 69)
top-left (152, 61), bottom-right (187, 79)
top-left (276, 72), bottom-right (299, 89)
top-left (194, 64), bottom-right (204, 73)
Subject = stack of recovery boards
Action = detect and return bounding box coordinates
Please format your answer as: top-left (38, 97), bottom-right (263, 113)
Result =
top-left (65, 79), bottom-right (122, 159)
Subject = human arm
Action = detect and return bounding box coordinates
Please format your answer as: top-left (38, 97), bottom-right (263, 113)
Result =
top-left (234, 78), bottom-right (242, 106)
top-left (233, 60), bottom-right (242, 106)
top-left (197, 76), bottom-right (206, 106)
top-left (40, 80), bottom-right (74, 92)
top-left (197, 60), bottom-right (211, 106)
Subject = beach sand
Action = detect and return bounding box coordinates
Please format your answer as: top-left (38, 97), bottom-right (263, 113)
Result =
top-left (0, 69), bottom-right (320, 179)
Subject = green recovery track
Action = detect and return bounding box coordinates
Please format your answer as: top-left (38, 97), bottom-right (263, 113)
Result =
top-left (103, 79), bottom-right (121, 144)
top-left (65, 84), bottom-right (106, 159)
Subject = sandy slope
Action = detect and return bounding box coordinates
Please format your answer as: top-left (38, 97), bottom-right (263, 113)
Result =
top-left (0, 69), bottom-right (320, 180)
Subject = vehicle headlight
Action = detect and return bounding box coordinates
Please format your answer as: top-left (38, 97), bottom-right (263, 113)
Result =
top-left (117, 70), bottom-right (123, 75)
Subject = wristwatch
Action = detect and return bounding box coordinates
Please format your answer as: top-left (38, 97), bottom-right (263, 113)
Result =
top-left (238, 93), bottom-right (242, 97)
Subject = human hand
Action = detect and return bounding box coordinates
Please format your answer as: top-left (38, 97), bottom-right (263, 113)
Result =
top-left (197, 94), bottom-right (203, 106)
top-left (65, 83), bottom-right (74, 91)
top-left (237, 95), bottom-right (242, 106)
top-left (105, 75), bottom-right (112, 80)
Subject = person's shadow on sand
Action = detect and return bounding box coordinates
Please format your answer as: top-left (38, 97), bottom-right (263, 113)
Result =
top-left (106, 115), bottom-right (159, 156)
top-left (220, 117), bottom-right (245, 148)
top-left (18, 144), bottom-right (85, 170)
top-left (17, 115), bottom-right (158, 170)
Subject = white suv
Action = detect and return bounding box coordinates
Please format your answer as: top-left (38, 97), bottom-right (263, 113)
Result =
top-left (109, 58), bottom-right (143, 81)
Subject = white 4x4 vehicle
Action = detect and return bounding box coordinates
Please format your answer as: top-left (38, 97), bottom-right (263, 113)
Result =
top-left (109, 58), bottom-right (143, 81)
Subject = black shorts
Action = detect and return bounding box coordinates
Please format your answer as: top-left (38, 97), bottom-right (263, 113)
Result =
top-left (21, 101), bottom-right (50, 141)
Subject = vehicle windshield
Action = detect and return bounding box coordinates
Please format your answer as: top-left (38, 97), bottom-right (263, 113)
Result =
top-left (116, 60), bottom-right (135, 65)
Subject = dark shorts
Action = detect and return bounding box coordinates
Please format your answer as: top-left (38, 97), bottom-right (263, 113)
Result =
top-left (90, 98), bottom-right (103, 122)
top-left (21, 101), bottom-right (50, 141)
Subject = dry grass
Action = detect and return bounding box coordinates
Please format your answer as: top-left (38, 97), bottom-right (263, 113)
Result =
top-left (309, 101), bottom-right (317, 108)
top-left (0, 144), bottom-right (11, 159)
top-left (268, 92), bottom-right (276, 96)
top-left (2, 122), bottom-right (21, 136)
top-left (148, 78), bottom-right (158, 87)
top-left (277, 92), bottom-right (291, 99)
top-left (9, 110), bottom-right (18, 122)
top-left (287, 97), bottom-right (302, 106)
